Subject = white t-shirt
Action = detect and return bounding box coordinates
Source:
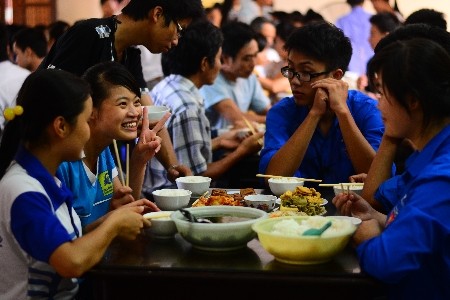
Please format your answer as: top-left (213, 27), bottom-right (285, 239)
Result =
top-left (0, 60), bottom-right (30, 130)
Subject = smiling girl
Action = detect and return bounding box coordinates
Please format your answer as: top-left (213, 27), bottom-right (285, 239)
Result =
top-left (57, 61), bottom-right (165, 231)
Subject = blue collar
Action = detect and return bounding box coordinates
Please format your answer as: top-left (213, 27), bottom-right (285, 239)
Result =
top-left (405, 124), bottom-right (450, 178)
top-left (15, 146), bottom-right (79, 236)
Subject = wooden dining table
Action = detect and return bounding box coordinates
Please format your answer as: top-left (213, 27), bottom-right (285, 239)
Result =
top-left (87, 187), bottom-right (387, 300)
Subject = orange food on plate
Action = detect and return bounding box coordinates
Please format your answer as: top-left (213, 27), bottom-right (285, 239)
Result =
top-left (191, 188), bottom-right (256, 207)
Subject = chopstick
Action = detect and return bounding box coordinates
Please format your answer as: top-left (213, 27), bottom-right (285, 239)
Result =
top-left (242, 116), bottom-right (263, 146)
top-left (318, 183), bottom-right (364, 187)
top-left (126, 143), bottom-right (130, 187)
top-left (256, 174), bottom-right (322, 183)
top-left (143, 212), bottom-right (172, 220)
top-left (112, 139), bottom-right (126, 186)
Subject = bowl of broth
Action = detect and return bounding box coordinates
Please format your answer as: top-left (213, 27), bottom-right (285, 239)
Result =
top-left (171, 206), bottom-right (268, 251)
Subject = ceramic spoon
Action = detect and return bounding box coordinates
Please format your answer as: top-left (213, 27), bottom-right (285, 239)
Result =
top-left (302, 221), bottom-right (332, 236)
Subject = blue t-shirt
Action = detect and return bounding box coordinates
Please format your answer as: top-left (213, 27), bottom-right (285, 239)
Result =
top-left (199, 72), bottom-right (270, 130)
top-left (358, 124), bottom-right (450, 299)
top-left (259, 90), bottom-right (384, 183)
top-left (57, 147), bottom-right (117, 227)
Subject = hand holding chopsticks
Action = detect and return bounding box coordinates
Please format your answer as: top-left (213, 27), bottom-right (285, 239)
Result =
top-left (241, 116), bottom-right (264, 146)
top-left (256, 173), bottom-right (322, 182)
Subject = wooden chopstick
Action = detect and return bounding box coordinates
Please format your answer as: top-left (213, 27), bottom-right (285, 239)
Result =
top-left (126, 143), bottom-right (130, 187)
top-left (256, 174), bottom-right (322, 183)
top-left (242, 115), bottom-right (256, 135)
top-left (242, 116), bottom-right (263, 146)
top-left (112, 139), bottom-right (126, 186)
top-left (318, 183), bottom-right (364, 187)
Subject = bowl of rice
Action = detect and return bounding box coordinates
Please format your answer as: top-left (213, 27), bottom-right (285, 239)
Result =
top-left (268, 177), bottom-right (304, 196)
top-left (175, 176), bottom-right (212, 196)
top-left (252, 216), bottom-right (356, 265)
top-left (152, 189), bottom-right (192, 211)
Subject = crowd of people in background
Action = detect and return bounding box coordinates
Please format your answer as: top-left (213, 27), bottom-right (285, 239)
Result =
top-left (0, 0), bottom-right (450, 299)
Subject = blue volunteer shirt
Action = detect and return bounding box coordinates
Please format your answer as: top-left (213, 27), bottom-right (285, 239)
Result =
top-left (359, 124), bottom-right (450, 299)
top-left (259, 90), bottom-right (384, 183)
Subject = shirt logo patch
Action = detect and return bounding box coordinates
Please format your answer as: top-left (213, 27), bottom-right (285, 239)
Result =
top-left (99, 170), bottom-right (113, 196)
top-left (386, 194), bottom-right (407, 227)
top-left (95, 25), bottom-right (111, 38)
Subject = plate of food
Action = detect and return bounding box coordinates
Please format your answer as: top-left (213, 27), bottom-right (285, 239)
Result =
top-left (276, 197), bottom-right (328, 206)
top-left (191, 188), bottom-right (257, 207)
top-left (277, 186), bottom-right (327, 216)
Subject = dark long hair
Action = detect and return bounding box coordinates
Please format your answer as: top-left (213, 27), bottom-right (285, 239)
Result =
top-left (0, 69), bottom-right (90, 178)
top-left (369, 38), bottom-right (450, 130)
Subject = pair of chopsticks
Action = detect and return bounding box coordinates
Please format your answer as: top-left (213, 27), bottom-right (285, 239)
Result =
top-left (241, 116), bottom-right (264, 146)
top-left (318, 183), bottom-right (364, 187)
top-left (319, 182), bottom-right (364, 195)
top-left (112, 140), bottom-right (129, 186)
top-left (256, 174), bottom-right (322, 183)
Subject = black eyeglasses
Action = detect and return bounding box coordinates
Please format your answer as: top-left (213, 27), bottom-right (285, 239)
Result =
top-left (175, 21), bottom-right (183, 38)
top-left (281, 66), bottom-right (329, 82)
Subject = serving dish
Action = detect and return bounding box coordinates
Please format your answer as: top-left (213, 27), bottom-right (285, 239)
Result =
top-left (171, 206), bottom-right (267, 251)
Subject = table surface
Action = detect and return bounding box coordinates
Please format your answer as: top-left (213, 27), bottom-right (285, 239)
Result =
top-left (88, 187), bottom-right (387, 300)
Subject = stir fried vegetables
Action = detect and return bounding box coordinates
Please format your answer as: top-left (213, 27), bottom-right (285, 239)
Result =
top-left (279, 186), bottom-right (326, 216)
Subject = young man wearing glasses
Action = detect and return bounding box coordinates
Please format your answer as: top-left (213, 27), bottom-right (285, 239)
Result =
top-left (259, 21), bottom-right (385, 184)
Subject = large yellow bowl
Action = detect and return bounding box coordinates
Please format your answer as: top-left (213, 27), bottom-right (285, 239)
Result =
top-left (252, 216), bottom-right (356, 265)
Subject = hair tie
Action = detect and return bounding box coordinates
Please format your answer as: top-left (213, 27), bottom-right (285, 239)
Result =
top-left (3, 105), bottom-right (24, 121)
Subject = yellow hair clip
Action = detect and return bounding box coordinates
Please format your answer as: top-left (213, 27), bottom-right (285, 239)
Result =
top-left (3, 105), bottom-right (24, 121)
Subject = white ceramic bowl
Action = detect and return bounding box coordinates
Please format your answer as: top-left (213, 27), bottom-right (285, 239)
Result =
top-left (152, 189), bottom-right (192, 211)
top-left (145, 105), bottom-right (170, 122)
top-left (175, 176), bottom-right (212, 196)
top-left (329, 215), bottom-right (362, 227)
top-left (171, 206), bottom-right (268, 251)
top-left (252, 216), bottom-right (357, 265)
top-left (243, 194), bottom-right (277, 212)
top-left (268, 177), bottom-right (305, 196)
top-left (333, 185), bottom-right (364, 196)
top-left (143, 211), bottom-right (177, 238)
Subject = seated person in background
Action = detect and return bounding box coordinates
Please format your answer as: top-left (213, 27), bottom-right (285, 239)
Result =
top-left (257, 20), bottom-right (296, 104)
top-left (0, 69), bottom-right (150, 299)
top-left (199, 21), bottom-right (271, 132)
top-left (46, 20), bottom-right (70, 52)
top-left (357, 12), bottom-right (401, 95)
top-left (0, 23), bottom-right (30, 132)
top-left (404, 8), bottom-right (447, 30)
top-left (259, 22), bottom-right (385, 184)
top-left (12, 27), bottom-right (47, 72)
top-left (57, 62), bottom-right (161, 230)
top-left (145, 21), bottom-right (263, 193)
top-left (333, 38), bottom-right (450, 300)
top-left (250, 16), bottom-right (280, 69)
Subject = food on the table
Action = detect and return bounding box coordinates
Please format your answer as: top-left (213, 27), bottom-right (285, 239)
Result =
top-left (279, 186), bottom-right (326, 216)
top-left (268, 210), bottom-right (307, 218)
top-left (191, 188), bottom-right (256, 207)
top-left (270, 216), bottom-right (353, 238)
